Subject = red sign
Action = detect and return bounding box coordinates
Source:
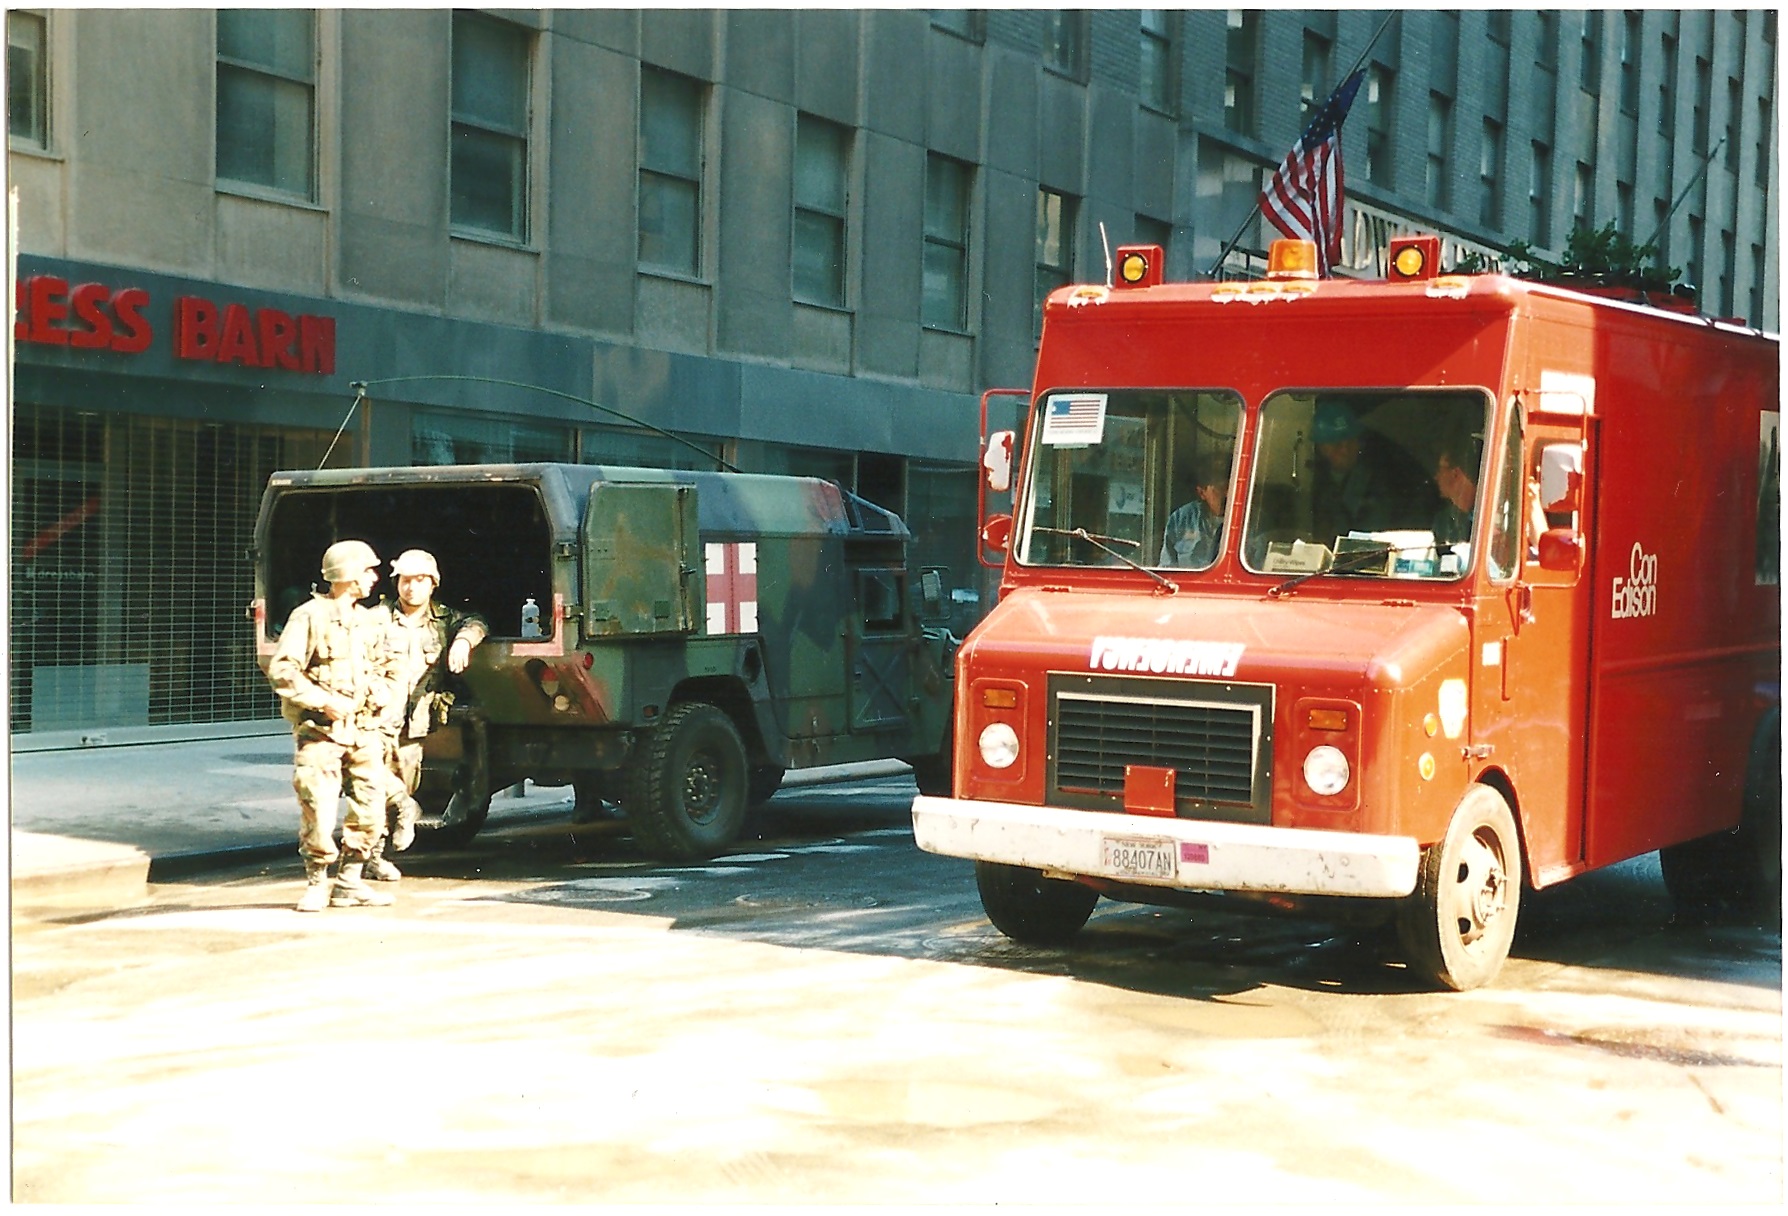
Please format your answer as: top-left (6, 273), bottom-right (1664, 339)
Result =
top-left (14, 274), bottom-right (336, 375)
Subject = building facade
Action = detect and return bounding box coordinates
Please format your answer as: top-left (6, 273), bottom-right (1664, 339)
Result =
top-left (7, 9), bottom-right (1778, 739)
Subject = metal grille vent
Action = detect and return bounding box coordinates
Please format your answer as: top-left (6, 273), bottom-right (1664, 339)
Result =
top-left (1054, 689), bottom-right (1263, 807)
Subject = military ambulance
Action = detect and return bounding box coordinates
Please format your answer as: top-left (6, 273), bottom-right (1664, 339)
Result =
top-left (913, 235), bottom-right (1779, 990)
top-left (252, 463), bottom-right (957, 859)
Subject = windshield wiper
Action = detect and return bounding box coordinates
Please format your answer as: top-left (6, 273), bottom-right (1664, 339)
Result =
top-left (1032, 526), bottom-right (1179, 593)
top-left (1267, 541), bottom-right (1420, 598)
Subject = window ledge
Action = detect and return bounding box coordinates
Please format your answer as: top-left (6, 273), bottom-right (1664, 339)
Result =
top-left (8, 140), bottom-right (60, 161)
top-left (638, 265), bottom-right (711, 288)
top-left (921, 323), bottom-right (973, 338)
top-left (216, 180), bottom-right (326, 213)
top-left (793, 297), bottom-right (853, 316)
top-left (450, 228), bottom-right (537, 254)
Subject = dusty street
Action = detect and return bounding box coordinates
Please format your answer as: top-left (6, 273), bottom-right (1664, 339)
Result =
top-left (12, 775), bottom-right (1782, 1204)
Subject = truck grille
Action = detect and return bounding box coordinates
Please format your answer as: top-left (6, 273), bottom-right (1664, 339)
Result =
top-left (1048, 674), bottom-right (1273, 823)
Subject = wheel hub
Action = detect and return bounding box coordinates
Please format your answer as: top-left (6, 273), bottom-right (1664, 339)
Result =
top-left (1456, 830), bottom-right (1507, 945)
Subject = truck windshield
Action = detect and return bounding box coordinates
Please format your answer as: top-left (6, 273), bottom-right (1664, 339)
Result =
top-left (1017, 389), bottom-right (1243, 571)
top-left (1240, 389), bottom-right (1491, 581)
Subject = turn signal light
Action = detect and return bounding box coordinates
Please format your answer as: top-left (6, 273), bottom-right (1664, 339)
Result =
top-left (982, 687), bottom-right (1018, 709)
top-left (1306, 708), bottom-right (1350, 731)
top-left (1266, 239), bottom-right (1319, 280)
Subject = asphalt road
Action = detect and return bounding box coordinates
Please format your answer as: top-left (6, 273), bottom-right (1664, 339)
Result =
top-left (12, 774), bottom-right (1783, 1204)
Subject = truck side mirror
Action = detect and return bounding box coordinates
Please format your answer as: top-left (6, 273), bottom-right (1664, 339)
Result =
top-left (917, 567), bottom-right (949, 623)
top-left (1538, 528), bottom-right (1582, 572)
top-left (983, 430), bottom-right (1015, 493)
top-left (1538, 442), bottom-right (1582, 514)
top-left (981, 513), bottom-right (1013, 554)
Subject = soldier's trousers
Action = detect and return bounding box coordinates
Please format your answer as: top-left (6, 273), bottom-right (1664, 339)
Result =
top-left (386, 736), bottom-right (425, 808)
top-left (292, 726), bottom-right (385, 866)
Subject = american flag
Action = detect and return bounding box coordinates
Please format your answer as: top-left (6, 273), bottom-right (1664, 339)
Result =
top-left (1260, 69), bottom-right (1365, 276)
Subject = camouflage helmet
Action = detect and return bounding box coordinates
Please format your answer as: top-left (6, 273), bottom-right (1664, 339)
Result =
top-left (390, 548), bottom-right (441, 583)
top-left (320, 539), bottom-right (380, 583)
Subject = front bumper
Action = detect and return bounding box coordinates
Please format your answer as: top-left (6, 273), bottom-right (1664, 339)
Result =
top-left (912, 795), bottom-right (1421, 899)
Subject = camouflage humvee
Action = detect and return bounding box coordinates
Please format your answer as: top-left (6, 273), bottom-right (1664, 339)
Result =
top-left (251, 463), bottom-right (957, 859)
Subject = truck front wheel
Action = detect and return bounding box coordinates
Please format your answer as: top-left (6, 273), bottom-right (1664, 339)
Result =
top-left (623, 702), bottom-right (750, 860)
top-left (1397, 785), bottom-right (1523, 991)
top-left (975, 861), bottom-right (1098, 946)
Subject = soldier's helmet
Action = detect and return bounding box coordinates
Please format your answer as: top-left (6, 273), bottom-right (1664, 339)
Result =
top-left (390, 549), bottom-right (441, 583)
top-left (320, 539), bottom-right (381, 583)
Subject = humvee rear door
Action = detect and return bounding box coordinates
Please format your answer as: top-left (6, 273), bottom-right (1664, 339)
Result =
top-left (581, 482), bottom-right (700, 637)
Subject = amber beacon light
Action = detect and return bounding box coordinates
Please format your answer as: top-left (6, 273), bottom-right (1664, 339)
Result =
top-left (1114, 244), bottom-right (1164, 288)
top-left (1387, 234), bottom-right (1442, 281)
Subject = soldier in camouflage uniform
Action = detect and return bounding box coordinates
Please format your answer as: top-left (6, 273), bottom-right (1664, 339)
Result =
top-left (363, 548), bottom-right (489, 882)
top-left (266, 539), bottom-right (397, 912)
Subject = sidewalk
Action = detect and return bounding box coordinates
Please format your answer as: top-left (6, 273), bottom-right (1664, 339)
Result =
top-left (6, 726), bottom-right (912, 917)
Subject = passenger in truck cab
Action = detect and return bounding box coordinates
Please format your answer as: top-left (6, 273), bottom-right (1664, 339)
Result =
top-left (1429, 434), bottom-right (1481, 546)
top-left (1158, 449), bottom-right (1231, 568)
top-left (1308, 400), bottom-right (1427, 541)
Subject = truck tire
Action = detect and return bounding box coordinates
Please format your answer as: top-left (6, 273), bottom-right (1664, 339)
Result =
top-left (1396, 784), bottom-right (1522, 991)
top-left (1661, 712), bottom-right (1782, 923)
top-left (623, 701), bottom-right (750, 860)
top-left (975, 861), bottom-right (1098, 946)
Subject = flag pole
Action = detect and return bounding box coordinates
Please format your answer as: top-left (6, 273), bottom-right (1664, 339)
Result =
top-left (1206, 10), bottom-right (1398, 277)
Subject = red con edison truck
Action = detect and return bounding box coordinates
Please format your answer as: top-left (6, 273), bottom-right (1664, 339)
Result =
top-left (913, 235), bottom-right (1780, 989)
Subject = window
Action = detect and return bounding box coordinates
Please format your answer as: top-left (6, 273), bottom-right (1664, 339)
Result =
top-left (794, 113), bottom-right (849, 307)
top-left (1479, 119), bottom-right (1503, 228)
top-left (1720, 229), bottom-right (1735, 316)
top-left (215, 9), bottom-right (314, 197)
top-left (413, 410), bottom-right (569, 465)
top-left (923, 153), bottom-right (971, 331)
top-left (1652, 196), bottom-right (1671, 264)
top-left (1725, 77), bottom-right (1741, 170)
top-left (930, 10), bottom-right (983, 42)
top-left (8, 10), bottom-right (47, 147)
top-left (1619, 11), bottom-right (1641, 114)
top-left (1536, 12), bottom-right (1557, 70)
top-left (1617, 180), bottom-right (1634, 235)
top-left (1658, 33), bottom-right (1676, 136)
top-left (1572, 162), bottom-right (1593, 234)
top-left (1364, 64), bottom-right (1394, 186)
top-left (1241, 390), bottom-right (1491, 580)
top-left (1139, 10), bottom-right (1176, 114)
top-left (1691, 56), bottom-right (1710, 154)
top-left (1224, 10), bottom-right (1258, 135)
top-left (450, 11), bottom-right (530, 241)
top-left (1042, 11), bottom-right (1087, 80)
top-left (638, 68), bottom-right (704, 276)
top-left (1688, 214), bottom-right (1703, 292)
top-left (1134, 214), bottom-right (1172, 255)
top-left (1426, 92), bottom-right (1452, 209)
top-left (1529, 142), bottom-right (1552, 247)
top-left (1759, 97), bottom-right (1772, 189)
top-left (1034, 188), bottom-right (1075, 339)
top-left (1300, 32), bottom-right (1331, 120)
top-left (1580, 10), bottom-right (1602, 93)
top-left (1488, 11), bottom-right (1510, 46)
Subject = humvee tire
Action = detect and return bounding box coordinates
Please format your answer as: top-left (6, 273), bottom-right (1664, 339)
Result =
top-left (623, 701), bottom-right (750, 860)
top-left (413, 788), bottom-right (493, 851)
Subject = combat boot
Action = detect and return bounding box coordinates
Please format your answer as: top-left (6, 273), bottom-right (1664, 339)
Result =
top-left (390, 796), bottom-right (422, 853)
top-left (296, 861), bottom-right (333, 913)
top-left (364, 838), bottom-right (402, 882)
top-left (330, 861), bottom-right (396, 907)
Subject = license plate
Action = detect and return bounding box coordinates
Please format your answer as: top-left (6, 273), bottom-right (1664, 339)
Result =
top-left (1100, 834), bottom-right (1177, 881)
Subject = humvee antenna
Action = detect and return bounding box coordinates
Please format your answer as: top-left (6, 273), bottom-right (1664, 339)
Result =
top-left (349, 374), bottom-right (743, 472)
top-left (319, 382), bottom-right (366, 469)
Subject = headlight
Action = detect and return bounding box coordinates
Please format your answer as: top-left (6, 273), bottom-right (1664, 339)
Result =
top-left (1302, 745), bottom-right (1350, 796)
top-left (978, 722), bottom-right (1020, 770)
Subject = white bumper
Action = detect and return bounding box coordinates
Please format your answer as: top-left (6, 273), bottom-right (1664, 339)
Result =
top-left (911, 795), bottom-right (1421, 899)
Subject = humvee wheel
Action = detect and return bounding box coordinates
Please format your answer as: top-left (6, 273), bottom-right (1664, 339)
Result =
top-left (1397, 785), bottom-right (1522, 991)
top-left (975, 861), bottom-right (1098, 946)
top-left (624, 702), bottom-right (749, 860)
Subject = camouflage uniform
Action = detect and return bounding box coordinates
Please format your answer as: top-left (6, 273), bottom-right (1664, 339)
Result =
top-left (368, 596), bottom-right (487, 861)
top-left (267, 591), bottom-right (393, 880)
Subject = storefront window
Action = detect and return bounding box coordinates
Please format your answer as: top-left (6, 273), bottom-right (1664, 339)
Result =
top-left (10, 406), bottom-right (341, 733)
top-left (411, 410), bottom-right (570, 465)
